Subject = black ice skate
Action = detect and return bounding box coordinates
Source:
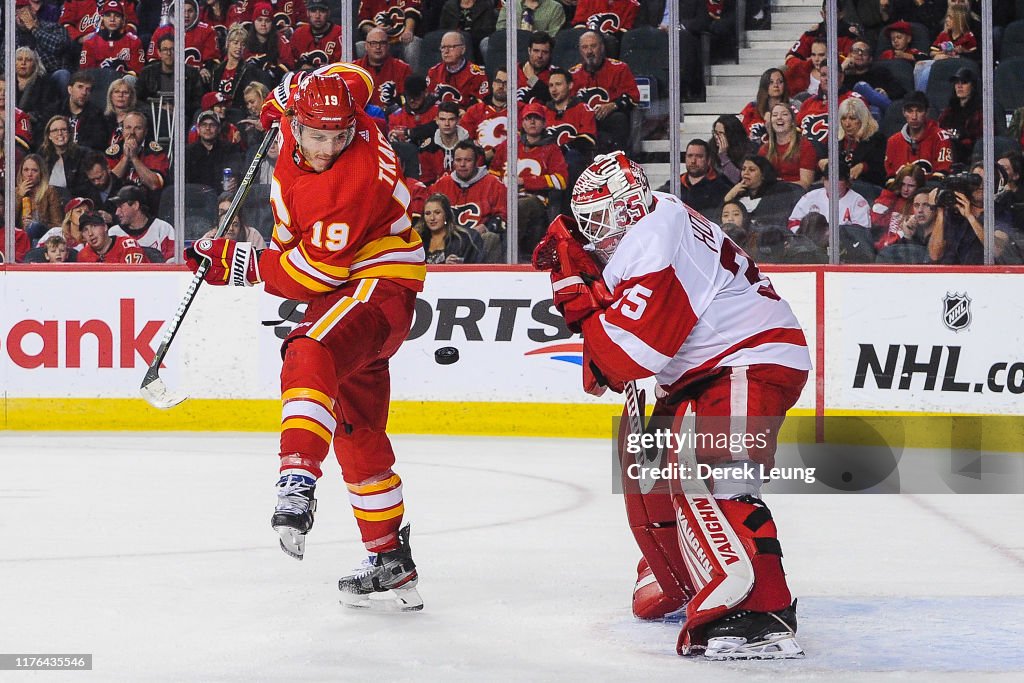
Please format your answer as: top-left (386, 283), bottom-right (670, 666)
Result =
top-left (271, 472), bottom-right (317, 560)
top-left (338, 524), bottom-right (422, 612)
top-left (702, 600), bottom-right (804, 660)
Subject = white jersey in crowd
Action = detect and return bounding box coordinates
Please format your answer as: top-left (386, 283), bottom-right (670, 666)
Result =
top-left (585, 192), bottom-right (812, 393)
top-left (787, 186), bottom-right (870, 231)
top-left (109, 217), bottom-right (177, 263)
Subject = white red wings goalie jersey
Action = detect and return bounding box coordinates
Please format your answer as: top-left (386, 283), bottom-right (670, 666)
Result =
top-left (581, 192), bottom-right (812, 393)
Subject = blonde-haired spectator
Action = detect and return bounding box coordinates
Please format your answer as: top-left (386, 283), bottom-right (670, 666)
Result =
top-left (834, 97), bottom-right (886, 187)
top-left (15, 154), bottom-right (64, 238)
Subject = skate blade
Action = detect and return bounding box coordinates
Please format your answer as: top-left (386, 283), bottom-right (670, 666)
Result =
top-left (274, 526), bottom-right (305, 561)
top-left (339, 586), bottom-right (424, 613)
top-left (704, 633), bottom-right (804, 660)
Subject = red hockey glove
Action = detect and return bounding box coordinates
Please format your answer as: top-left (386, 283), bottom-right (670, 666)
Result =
top-left (533, 216), bottom-right (614, 332)
top-left (186, 238), bottom-right (262, 287)
top-left (260, 77), bottom-right (294, 129)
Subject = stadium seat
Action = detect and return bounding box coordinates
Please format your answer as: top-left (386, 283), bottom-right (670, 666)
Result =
top-left (483, 30), bottom-right (531, 78)
top-left (924, 59), bottom-right (979, 117)
top-left (851, 180), bottom-right (882, 206)
top-left (875, 60), bottom-right (915, 99)
top-left (1000, 20), bottom-right (1024, 60)
top-left (620, 26), bottom-right (669, 98)
top-left (552, 27), bottom-right (586, 70)
top-left (839, 224), bottom-right (876, 263)
top-left (995, 58), bottom-right (1024, 120)
top-left (876, 241), bottom-right (930, 264)
top-left (86, 68), bottom-right (122, 112)
top-left (881, 96), bottom-right (907, 138)
top-left (874, 21), bottom-right (932, 59)
top-left (143, 247), bottom-right (165, 263)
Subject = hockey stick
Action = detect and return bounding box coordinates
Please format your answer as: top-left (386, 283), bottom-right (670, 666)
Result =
top-left (140, 122), bottom-right (280, 409)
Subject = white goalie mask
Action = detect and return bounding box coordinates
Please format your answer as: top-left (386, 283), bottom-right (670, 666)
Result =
top-left (570, 151), bottom-right (653, 261)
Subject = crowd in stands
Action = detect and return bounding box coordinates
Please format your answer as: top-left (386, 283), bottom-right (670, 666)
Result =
top-left (3, 0), bottom-right (1024, 266)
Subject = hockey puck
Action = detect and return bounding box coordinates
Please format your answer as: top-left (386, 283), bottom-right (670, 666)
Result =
top-left (434, 346), bottom-right (460, 365)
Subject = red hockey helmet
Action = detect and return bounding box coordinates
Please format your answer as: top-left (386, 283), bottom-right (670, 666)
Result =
top-left (291, 72), bottom-right (357, 131)
top-left (570, 151), bottom-right (652, 260)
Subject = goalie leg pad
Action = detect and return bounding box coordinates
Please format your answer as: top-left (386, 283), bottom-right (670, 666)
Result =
top-left (676, 495), bottom-right (793, 655)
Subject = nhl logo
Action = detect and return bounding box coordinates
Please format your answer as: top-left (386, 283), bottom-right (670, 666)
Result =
top-left (942, 292), bottom-right (972, 331)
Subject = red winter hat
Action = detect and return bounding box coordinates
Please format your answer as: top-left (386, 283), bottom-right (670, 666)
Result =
top-left (253, 2), bottom-right (273, 19)
top-left (64, 197), bottom-right (94, 213)
top-left (884, 20), bottom-right (913, 37)
top-left (15, 0), bottom-right (31, 8)
top-left (519, 102), bottom-right (547, 124)
top-left (101, 1), bottom-right (126, 16)
top-left (201, 91), bottom-right (228, 110)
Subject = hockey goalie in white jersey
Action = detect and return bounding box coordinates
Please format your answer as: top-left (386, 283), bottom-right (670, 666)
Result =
top-left (532, 152), bottom-right (812, 660)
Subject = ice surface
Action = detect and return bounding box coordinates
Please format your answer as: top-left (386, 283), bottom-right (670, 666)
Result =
top-left (2, 433), bottom-right (1023, 682)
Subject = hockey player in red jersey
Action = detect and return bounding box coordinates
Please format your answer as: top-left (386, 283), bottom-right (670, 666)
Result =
top-left (186, 63), bottom-right (426, 611)
top-left (533, 151), bottom-right (811, 660)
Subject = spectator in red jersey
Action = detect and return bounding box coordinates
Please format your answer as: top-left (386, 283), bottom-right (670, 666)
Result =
top-left (740, 68), bottom-right (789, 146)
top-left (914, 5), bottom-right (977, 91)
top-left (200, 0), bottom-right (237, 47)
top-left (786, 2), bottom-right (856, 64)
top-left (784, 38), bottom-right (826, 103)
top-left (797, 60), bottom-right (861, 147)
top-left (833, 96), bottom-right (887, 187)
top-left (290, 0), bottom-right (343, 70)
top-left (572, 0), bottom-right (638, 56)
top-left (58, 71), bottom-right (112, 153)
top-left (213, 23), bottom-right (273, 108)
top-left (872, 161), bottom-right (927, 236)
top-left (418, 101), bottom-right (469, 185)
top-left (439, 0), bottom-right (497, 62)
top-left (268, 0), bottom-right (310, 35)
top-left (388, 75), bottom-right (439, 144)
top-left (109, 184), bottom-right (175, 262)
top-left (77, 210), bottom-right (150, 263)
top-left (357, 0), bottom-right (422, 68)
top-left (515, 31), bottom-right (554, 104)
top-left (879, 21), bottom-right (926, 62)
top-left (246, 2), bottom-right (295, 83)
top-left (883, 90), bottom-right (953, 180)
top-left (490, 102), bottom-right (569, 260)
top-left (759, 103), bottom-right (816, 189)
top-left (569, 30), bottom-right (639, 154)
top-left (106, 110), bottom-right (170, 209)
top-left (415, 193), bottom-right (484, 264)
top-left (427, 140), bottom-right (506, 262)
top-left (146, 0), bottom-right (220, 85)
top-left (544, 66), bottom-right (596, 192)
top-left (426, 31), bottom-right (490, 108)
top-left (460, 69), bottom-right (509, 164)
top-left (0, 77), bottom-right (35, 153)
top-left (79, 1), bottom-right (145, 76)
top-left (937, 67), bottom-right (982, 166)
top-left (355, 26), bottom-right (412, 111)
top-left (136, 35), bottom-right (204, 128)
top-left (0, 191), bottom-right (32, 262)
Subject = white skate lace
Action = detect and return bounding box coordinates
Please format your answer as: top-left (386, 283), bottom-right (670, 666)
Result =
top-left (275, 474), bottom-right (315, 515)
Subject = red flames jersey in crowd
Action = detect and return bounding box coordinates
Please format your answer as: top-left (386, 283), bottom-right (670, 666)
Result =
top-left (572, 0), bottom-right (639, 33)
top-left (489, 137), bottom-right (568, 193)
top-left (569, 59), bottom-right (639, 110)
top-left (426, 61), bottom-right (489, 107)
top-left (104, 141), bottom-right (170, 192)
top-left (545, 100), bottom-right (597, 148)
top-left (110, 218), bottom-right (176, 262)
top-left (290, 23), bottom-right (344, 69)
top-left (517, 63), bottom-right (551, 103)
top-left (460, 101), bottom-right (508, 152)
top-left (270, 0), bottom-right (309, 30)
top-left (80, 31), bottom-right (145, 75)
top-left (61, 0), bottom-right (139, 41)
top-left (147, 22), bottom-right (221, 65)
top-left (355, 55), bottom-right (412, 110)
top-left (247, 34), bottom-right (296, 71)
top-left (739, 102), bottom-right (768, 144)
top-left (357, 0), bottom-right (422, 41)
top-left (77, 236), bottom-right (149, 264)
top-left (884, 120), bottom-right (954, 179)
top-left (582, 193), bottom-right (811, 392)
top-left (428, 172), bottom-right (507, 229)
top-left (13, 107), bottom-right (32, 150)
top-left (796, 91), bottom-right (861, 144)
top-left (387, 101), bottom-right (440, 139)
top-left (261, 64), bottom-right (425, 301)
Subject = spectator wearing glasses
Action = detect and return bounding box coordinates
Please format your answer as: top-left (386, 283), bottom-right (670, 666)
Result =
top-left (426, 31), bottom-right (490, 108)
top-left (357, 0), bottom-right (422, 68)
top-left (439, 0), bottom-right (497, 63)
top-left (355, 26), bottom-right (412, 111)
top-left (839, 39), bottom-right (906, 119)
top-left (39, 115), bottom-right (94, 195)
top-left (136, 35), bottom-right (204, 129)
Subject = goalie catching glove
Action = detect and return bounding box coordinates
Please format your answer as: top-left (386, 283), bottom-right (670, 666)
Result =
top-left (186, 238), bottom-right (262, 287)
top-left (532, 215), bottom-right (614, 332)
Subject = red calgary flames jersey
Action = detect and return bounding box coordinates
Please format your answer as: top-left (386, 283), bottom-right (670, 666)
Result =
top-left (428, 172), bottom-right (507, 229)
top-left (572, 0), bottom-right (639, 33)
top-left (61, 0), bottom-right (139, 41)
top-left (77, 236), bottom-right (149, 264)
top-left (290, 23), bottom-right (343, 69)
top-left (261, 65), bottom-right (425, 301)
top-left (884, 119), bottom-right (953, 179)
top-left (460, 101), bottom-right (508, 151)
top-left (146, 23), bottom-right (220, 65)
top-left (80, 31), bottom-right (145, 75)
top-left (357, 0), bottom-right (422, 40)
top-left (569, 59), bottom-right (639, 109)
top-left (426, 61), bottom-right (489, 107)
top-left (545, 101), bottom-right (597, 147)
top-left (490, 138), bottom-right (568, 193)
top-left (355, 55), bottom-right (412, 110)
